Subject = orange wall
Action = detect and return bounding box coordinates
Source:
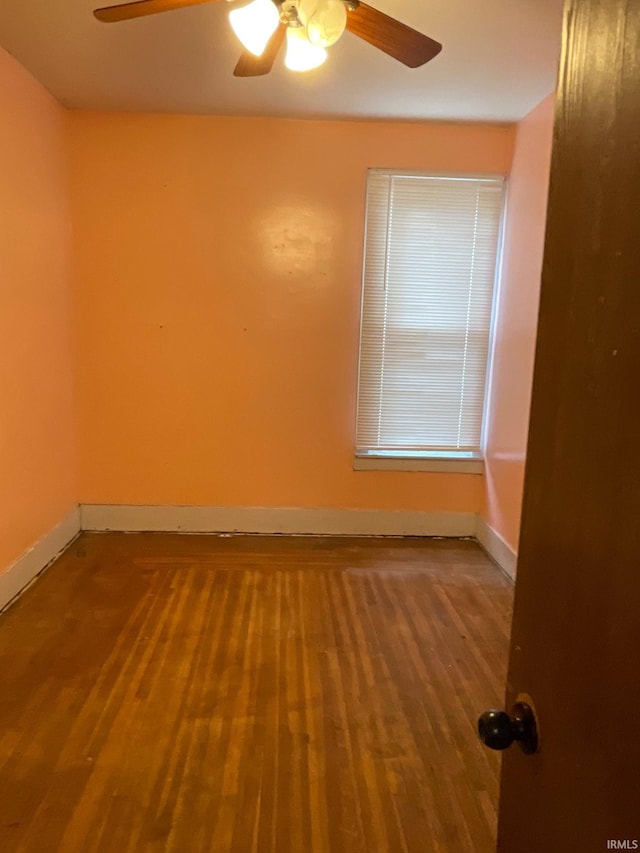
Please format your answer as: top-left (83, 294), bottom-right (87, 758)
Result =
top-left (483, 94), bottom-right (555, 550)
top-left (0, 49), bottom-right (77, 572)
top-left (69, 114), bottom-right (514, 511)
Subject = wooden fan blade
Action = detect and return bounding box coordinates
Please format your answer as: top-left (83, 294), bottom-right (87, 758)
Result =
top-left (345, 2), bottom-right (442, 68)
top-left (233, 23), bottom-right (286, 77)
top-left (94, 0), bottom-right (222, 23)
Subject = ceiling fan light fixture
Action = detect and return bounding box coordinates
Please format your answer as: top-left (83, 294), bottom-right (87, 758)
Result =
top-left (284, 25), bottom-right (327, 72)
top-left (229, 0), bottom-right (280, 57)
top-left (305, 0), bottom-right (347, 47)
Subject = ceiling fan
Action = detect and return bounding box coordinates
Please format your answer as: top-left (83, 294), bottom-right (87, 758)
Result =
top-left (93, 0), bottom-right (442, 77)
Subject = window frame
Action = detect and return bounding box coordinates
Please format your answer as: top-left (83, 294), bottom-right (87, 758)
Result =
top-left (353, 168), bottom-right (508, 474)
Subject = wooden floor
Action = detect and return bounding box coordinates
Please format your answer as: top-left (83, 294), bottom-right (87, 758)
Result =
top-left (0, 533), bottom-right (513, 853)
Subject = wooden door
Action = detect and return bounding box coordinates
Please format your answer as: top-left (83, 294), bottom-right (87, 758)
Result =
top-left (495, 0), bottom-right (640, 850)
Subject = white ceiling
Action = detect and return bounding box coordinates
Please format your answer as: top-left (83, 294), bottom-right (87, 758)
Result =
top-left (0, 0), bottom-right (563, 122)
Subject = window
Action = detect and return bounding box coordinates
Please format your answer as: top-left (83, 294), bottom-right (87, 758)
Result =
top-left (355, 170), bottom-right (505, 472)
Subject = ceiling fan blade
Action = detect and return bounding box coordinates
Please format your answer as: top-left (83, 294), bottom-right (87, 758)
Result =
top-left (345, 2), bottom-right (442, 68)
top-left (233, 23), bottom-right (287, 77)
top-left (94, 0), bottom-right (222, 23)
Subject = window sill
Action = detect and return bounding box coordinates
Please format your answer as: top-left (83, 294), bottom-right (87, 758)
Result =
top-left (353, 454), bottom-right (484, 474)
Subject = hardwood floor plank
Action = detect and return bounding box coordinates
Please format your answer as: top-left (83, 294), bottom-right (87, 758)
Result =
top-left (0, 533), bottom-right (513, 852)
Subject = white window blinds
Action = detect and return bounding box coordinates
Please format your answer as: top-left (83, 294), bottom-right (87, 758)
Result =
top-left (356, 171), bottom-right (505, 456)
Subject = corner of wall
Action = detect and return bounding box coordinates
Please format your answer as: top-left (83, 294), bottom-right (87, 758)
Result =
top-left (0, 507), bottom-right (81, 612)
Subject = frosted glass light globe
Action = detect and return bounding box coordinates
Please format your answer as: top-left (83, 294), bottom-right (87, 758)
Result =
top-left (229, 0), bottom-right (280, 57)
top-left (305, 0), bottom-right (347, 48)
top-left (284, 25), bottom-right (327, 71)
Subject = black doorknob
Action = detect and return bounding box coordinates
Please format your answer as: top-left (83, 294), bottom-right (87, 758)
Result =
top-left (478, 701), bottom-right (538, 755)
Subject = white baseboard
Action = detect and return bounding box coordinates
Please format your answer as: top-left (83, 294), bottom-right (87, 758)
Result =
top-left (475, 515), bottom-right (518, 580)
top-left (0, 507), bottom-right (81, 612)
top-left (80, 504), bottom-right (477, 538)
top-left (0, 507), bottom-right (512, 612)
